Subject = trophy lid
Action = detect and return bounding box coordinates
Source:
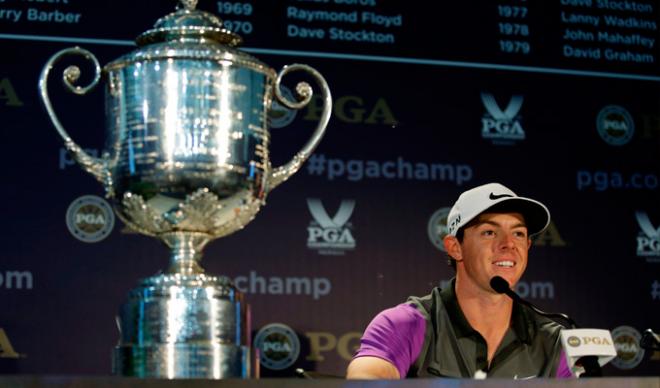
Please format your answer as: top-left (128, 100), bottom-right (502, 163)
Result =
top-left (136, 0), bottom-right (242, 47)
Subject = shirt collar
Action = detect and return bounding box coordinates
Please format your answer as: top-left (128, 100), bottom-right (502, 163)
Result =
top-left (439, 278), bottom-right (535, 345)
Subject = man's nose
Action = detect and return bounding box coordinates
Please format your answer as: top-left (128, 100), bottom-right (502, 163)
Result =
top-left (498, 233), bottom-right (516, 249)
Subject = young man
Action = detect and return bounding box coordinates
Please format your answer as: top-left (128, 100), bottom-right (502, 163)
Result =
top-left (347, 183), bottom-right (571, 379)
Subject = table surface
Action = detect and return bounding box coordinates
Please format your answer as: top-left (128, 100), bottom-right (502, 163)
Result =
top-left (0, 376), bottom-right (658, 388)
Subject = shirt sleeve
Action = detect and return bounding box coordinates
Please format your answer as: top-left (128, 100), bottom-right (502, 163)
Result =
top-left (555, 350), bottom-right (573, 378)
top-left (353, 303), bottom-right (426, 379)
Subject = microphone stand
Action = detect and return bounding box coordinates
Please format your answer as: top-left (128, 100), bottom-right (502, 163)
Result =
top-left (489, 276), bottom-right (603, 377)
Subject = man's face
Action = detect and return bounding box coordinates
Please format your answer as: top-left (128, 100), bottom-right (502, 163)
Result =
top-left (452, 212), bottom-right (531, 293)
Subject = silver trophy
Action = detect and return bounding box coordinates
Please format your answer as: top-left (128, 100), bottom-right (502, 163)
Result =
top-left (38, 0), bottom-right (331, 379)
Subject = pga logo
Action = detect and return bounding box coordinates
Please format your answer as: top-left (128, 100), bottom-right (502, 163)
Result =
top-left (636, 211), bottom-right (660, 260)
top-left (481, 92), bottom-right (525, 144)
top-left (66, 195), bottom-right (115, 243)
top-left (254, 323), bottom-right (300, 370)
top-left (597, 105), bottom-right (634, 146)
top-left (307, 198), bottom-right (356, 254)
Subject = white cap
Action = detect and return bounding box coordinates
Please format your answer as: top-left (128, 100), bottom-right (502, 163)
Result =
top-left (447, 183), bottom-right (550, 237)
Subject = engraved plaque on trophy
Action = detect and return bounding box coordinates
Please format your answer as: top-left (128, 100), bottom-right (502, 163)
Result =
top-left (38, 0), bottom-right (331, 378)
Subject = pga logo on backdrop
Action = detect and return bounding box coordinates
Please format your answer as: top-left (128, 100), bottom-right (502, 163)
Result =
top-left (610, 326), bottom-right (645, 370)
top-left (306, 198), bottom-right (356, 255)
top-left (0, 328), bottom-right (23, 359)
top-left (254, 323), bottom-right (364, 371)
top-left (66, 195), bottom-right (115, 243)
top-left (254, 323), bottom-right (301, 371)
top-left (635, 211), bottom-right (660, 262)
top-left (268, 85), bottom-right (298, 129)
top-left (0, 77), bottom-right (23, 107)
top-left (480, 92), bottom-right (525, 145)
top-left (597, 105), bottom-right (635, 146)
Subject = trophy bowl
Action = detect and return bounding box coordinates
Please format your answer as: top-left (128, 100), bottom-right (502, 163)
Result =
top-left (39, 0), bottom-right (331, 378)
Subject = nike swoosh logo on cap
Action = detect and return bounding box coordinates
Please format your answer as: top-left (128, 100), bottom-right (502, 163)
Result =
top-left (489, 193), bottom-right (513, 200)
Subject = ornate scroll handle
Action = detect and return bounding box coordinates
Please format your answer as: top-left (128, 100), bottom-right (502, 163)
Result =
top-left (268, 64), bottom-right (332, 190)
top-left (38, 47), bottom-right (110, 188)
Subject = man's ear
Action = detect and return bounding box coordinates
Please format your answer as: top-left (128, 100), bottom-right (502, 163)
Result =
top-left (444, 235), bottom-right (463, 262)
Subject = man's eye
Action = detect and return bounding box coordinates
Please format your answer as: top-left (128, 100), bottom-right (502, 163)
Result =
top-left (482, 230), bottom-right (495, 236)
top-left (513, 231), bottom-right (527, 238)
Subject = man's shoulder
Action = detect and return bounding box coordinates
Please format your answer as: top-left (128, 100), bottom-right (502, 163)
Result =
top-left (406, 287), bottom-right (443, 315)
top-left (518, 304), bottom-right (565, 337)
top-left (537, 317), bottom-right (565, 335)
top-left (375, 302), bottom-right (427, 327)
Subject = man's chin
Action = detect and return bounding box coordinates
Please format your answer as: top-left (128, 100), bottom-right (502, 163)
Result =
top-left (491, 273), bottom-right (519, 289)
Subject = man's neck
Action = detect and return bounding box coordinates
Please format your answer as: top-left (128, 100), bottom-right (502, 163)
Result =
top-left (455, 277), bottom-right (513, 361)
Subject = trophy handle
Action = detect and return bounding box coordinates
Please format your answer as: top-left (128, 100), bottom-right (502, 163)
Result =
top-left (38, 46), bottom-right (110, 188)
top-left (268, 64), bottom-right (332, 190)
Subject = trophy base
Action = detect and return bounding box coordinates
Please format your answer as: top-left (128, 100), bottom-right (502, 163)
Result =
top-left (113, 344), bottom-right (249, 378)
top-left (113, 270), bottom-right (251, 379)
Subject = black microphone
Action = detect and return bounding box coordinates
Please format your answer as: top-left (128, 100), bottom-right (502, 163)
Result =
top-left (490, 276), bottom-right (577, 329)
top-left (640, 329), bottom-right (660, 351)
top-left (490, 276), bottom-right (603, 377)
